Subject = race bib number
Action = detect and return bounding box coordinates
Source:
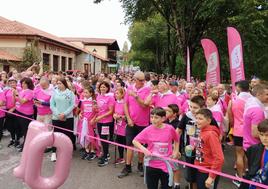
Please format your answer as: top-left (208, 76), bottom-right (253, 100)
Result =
top-left (152, 142), bottom-right (169, 156)
top-left (186, 124), bottom-right (196, 136)
top-left (101, 126), bottom-right (110, 135)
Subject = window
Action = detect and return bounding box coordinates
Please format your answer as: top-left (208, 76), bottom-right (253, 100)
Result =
top-left (43, 53), bottom-right (50, 66)
top-left (68, 58), bottom-right (72, 70)
top-left (61, 57), bottom-right (66, 71)
top-left (84, 63), bottom-right (89, 73)
top-left (53, 55), bottom-right (59, 71)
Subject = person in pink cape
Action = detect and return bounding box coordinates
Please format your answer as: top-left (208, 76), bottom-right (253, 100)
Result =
top-left (78, 86), bottom-right (98, 161)
top-left (118, 71), bottom-right (151, 178)
top-left (113, 87), bottom-right (127, 164)
top-left (178, 82), bottom-right (194, 107)
top-left (145, 80), bottom-right (180, 109)
top-left (243, 83), bottom-right (268, 152)
top-left (217, 84), bottom-right (231, 114)
top-left (133, 107), bottom-right (180, 189)
top-left (14, 77), bottom-right (34, 152)
top-left (95, 81), bottom-right (115, 167)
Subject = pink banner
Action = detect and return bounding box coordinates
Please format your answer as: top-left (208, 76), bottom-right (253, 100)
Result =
top-left (201, 39), bottom-right (221, 87)
top-left (186, 47), bottom-right (191, 82)
top-left (227, 27), bottom-right (245, 91)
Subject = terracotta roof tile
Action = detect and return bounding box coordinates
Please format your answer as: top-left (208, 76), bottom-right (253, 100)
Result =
top-left (0, 50), bottom-right (21, 61)
top-left (62, 37), bottom-right (116, 45)
top-left (0, 16), bottom-right (86, 52)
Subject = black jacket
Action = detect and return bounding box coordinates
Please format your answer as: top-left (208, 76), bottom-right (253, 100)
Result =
top-left (239, 143), bottom-right (264, 189)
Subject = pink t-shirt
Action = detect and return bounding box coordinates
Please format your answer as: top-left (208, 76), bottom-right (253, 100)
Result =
top-left (134, 124), bottom-right (179, 173)
top-left (16, 89), bottom-right (34, 115)
top-left (96, 94), bottom-right (115, 123)
top-left (114, 99), bottom-right (126, 136)
top-left (232, 92), bottom-right (252, 137)
top-left (4, 89), bottom-right (15, 109)
top-left (209, 104), bottom-right (224, 133)
top-left (0, 90), bottom-right (6, 118)
top-left (80, 97), bottom-right (96, 120)
top-left (243, 97), bottom-right (265, 150)
top-left (180, 100), bottom-right (189, 114)
top-left (125, 84), bottom-right (151, 126)
top-left (152, 92), bottom-right (180, 109)
top-left (34, 87), bottom-right (53, 115)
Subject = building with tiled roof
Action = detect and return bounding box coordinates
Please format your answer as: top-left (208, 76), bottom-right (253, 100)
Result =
top-left (63, 37), bottom-right (120, 74)
top-left (0, 16), bottom-right (118, 74)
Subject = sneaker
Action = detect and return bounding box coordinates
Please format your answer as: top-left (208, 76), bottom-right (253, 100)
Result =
top-left (232, 173), bottom-right (241, 188)
top-left (44, 147), bottom-right (53, 153)
top-left (85, 152), bottom-right (96, 161)
top-left (107, 153), bottom-right (111, 160)
top-left (16, 144), bottom-right (23, 152)
top-left (14, 141), bottom-right (20, 148)
top-left (115, 158), bottom-right (125, 165)
top-left (137, 163), bottom-right (144, 177)
top-left (118, 166), bottom-right (132, 178)
top-left (98, 157), bottom-right (108, 167)
top-left (173, 185), bottom-right (181, 189)
top-left (81, 152), bottom-right (90, 160)
top-left (7, 140), bottom-right (15, 147)
top-left (51, 153), bottom-right (57, 162)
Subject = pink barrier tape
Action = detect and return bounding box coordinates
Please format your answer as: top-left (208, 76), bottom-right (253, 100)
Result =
top-left (1, 108), bottom-right (268, 188)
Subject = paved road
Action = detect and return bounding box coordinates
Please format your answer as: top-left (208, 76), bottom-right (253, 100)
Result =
top-left (0, 134), bottom-right (237, 189)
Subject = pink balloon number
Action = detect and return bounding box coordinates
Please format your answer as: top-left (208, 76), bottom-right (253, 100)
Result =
top-left (13, 121), bottom-right (73, 189)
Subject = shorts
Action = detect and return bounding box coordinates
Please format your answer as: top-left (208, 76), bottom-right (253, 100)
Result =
top-left (233, 136), bottom-right (243, 147)
top-left (126, 124), bottom-right (147, 146)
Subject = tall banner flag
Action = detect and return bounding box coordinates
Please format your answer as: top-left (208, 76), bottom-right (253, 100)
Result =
top-left (201, 39), bottom-right (221, 86)
top-left (186, 46), bottom-right (191, 82)
top-left (227, 27), bottom-right (245, 91)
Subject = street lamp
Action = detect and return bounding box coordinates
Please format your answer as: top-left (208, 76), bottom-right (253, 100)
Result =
top-left (92, 48), bottom-right (97, 75)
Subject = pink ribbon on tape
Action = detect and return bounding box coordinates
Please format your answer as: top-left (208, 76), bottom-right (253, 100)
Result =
top-left (1, 108), bottom-right (268, 189)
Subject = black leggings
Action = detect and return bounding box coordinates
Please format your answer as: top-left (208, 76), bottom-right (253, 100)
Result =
top-left (116, 135), bottom-right (126, 158)
top-left (97, 122), bottom-right (113, 158)
top-left (146, 166), bottom-right (171, 189)
top-left (5, 112), bottom-right (20, 141)
top-left (52, 118), bottom-right (75, 152)
top-left (0, 117), bottom-right (4, 141)
top-left (15, 110), bottom-right (33, 144)
top-left (196, 171), bottom-right (220, 189)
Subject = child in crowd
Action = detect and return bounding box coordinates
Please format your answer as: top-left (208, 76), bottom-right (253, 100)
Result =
top-left (178, 95), bottom-right (206, 189)
top-left (133, 107), bottom-right (180, 189)
top-left (78, 86), bottom-right (98, 160)
top-left (239, 119), bottom-right (268, 189)
top-left (113, 87), bottom-right (127, 164)
top-left (165, 104), bottom-right (181, 189)
top-left (195, 109), bottom-right (224, 189)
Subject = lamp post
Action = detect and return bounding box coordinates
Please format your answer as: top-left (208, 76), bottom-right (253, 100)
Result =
top-left (92, 48), bottom-right (97, 75)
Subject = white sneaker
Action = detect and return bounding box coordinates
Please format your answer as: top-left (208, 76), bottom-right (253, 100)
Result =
top-left (51, 153), bottom-right (57, 162)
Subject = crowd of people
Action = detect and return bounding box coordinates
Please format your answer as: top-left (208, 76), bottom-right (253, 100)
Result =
top-left (0, 64), bottom-right (268, 189)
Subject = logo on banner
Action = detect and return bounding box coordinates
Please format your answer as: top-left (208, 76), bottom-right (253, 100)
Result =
top-left (207, 52), bottom-right (218, 72)
top-left (231, 45), bottom-right (242, 69)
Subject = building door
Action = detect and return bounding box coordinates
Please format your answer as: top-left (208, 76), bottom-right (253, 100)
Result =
top-left (3, 65), bottom-right (9, 73)
top-left (53, 55), bottom-right (59, 72)
top-left (61, 57), bottom-right (66, 72)
top-left (84, 64), bottom-right (89, 74)
top-left (68, 58), bottom-right (72, 70)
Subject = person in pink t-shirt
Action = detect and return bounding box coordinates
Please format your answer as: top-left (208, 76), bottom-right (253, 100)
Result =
top-left (113, 87), bottom-right (127, 164)
top-left (228, 80), bottom-right (252, 184)
top-left (95, 81), bottom-right (115, 167)
top-left (133, 107), bottom-right (180, 189)
top-left (145, 80), bottom-right (180, 109)
top-left (34, 77), bottom-right (53, 124)
top-left (14, 77), bottom-right (34, 152)
top-left (118, 71), bottom-right (151, 178)
top-left (243, 83), bottom-right (268, 152)
top-left (0, 88), bottom-right (6, 147)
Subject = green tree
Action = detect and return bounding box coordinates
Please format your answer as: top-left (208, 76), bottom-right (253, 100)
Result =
top-left (21, 39), bottom-right (41, 70)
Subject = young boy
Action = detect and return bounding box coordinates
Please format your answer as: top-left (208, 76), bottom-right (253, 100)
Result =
top-left (239, 119), bottom-right (268, 189)
top-left (178, 95), bottom-right (206, 189)
top-left (165, 104), bottom-right (181, 189)
top-left (133, 107), bottom-right (180, 189)
top-left (195, 109), bottom-right (224, 189)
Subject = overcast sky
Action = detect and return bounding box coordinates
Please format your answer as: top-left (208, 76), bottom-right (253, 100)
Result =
top-left (1, 0), bottom-right (129, 50)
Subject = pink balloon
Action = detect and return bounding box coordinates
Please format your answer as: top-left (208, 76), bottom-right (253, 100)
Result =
top-left (24, 132), bottom-right (73, 189)
top-left (13, 121), bottom-right (49, 180)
